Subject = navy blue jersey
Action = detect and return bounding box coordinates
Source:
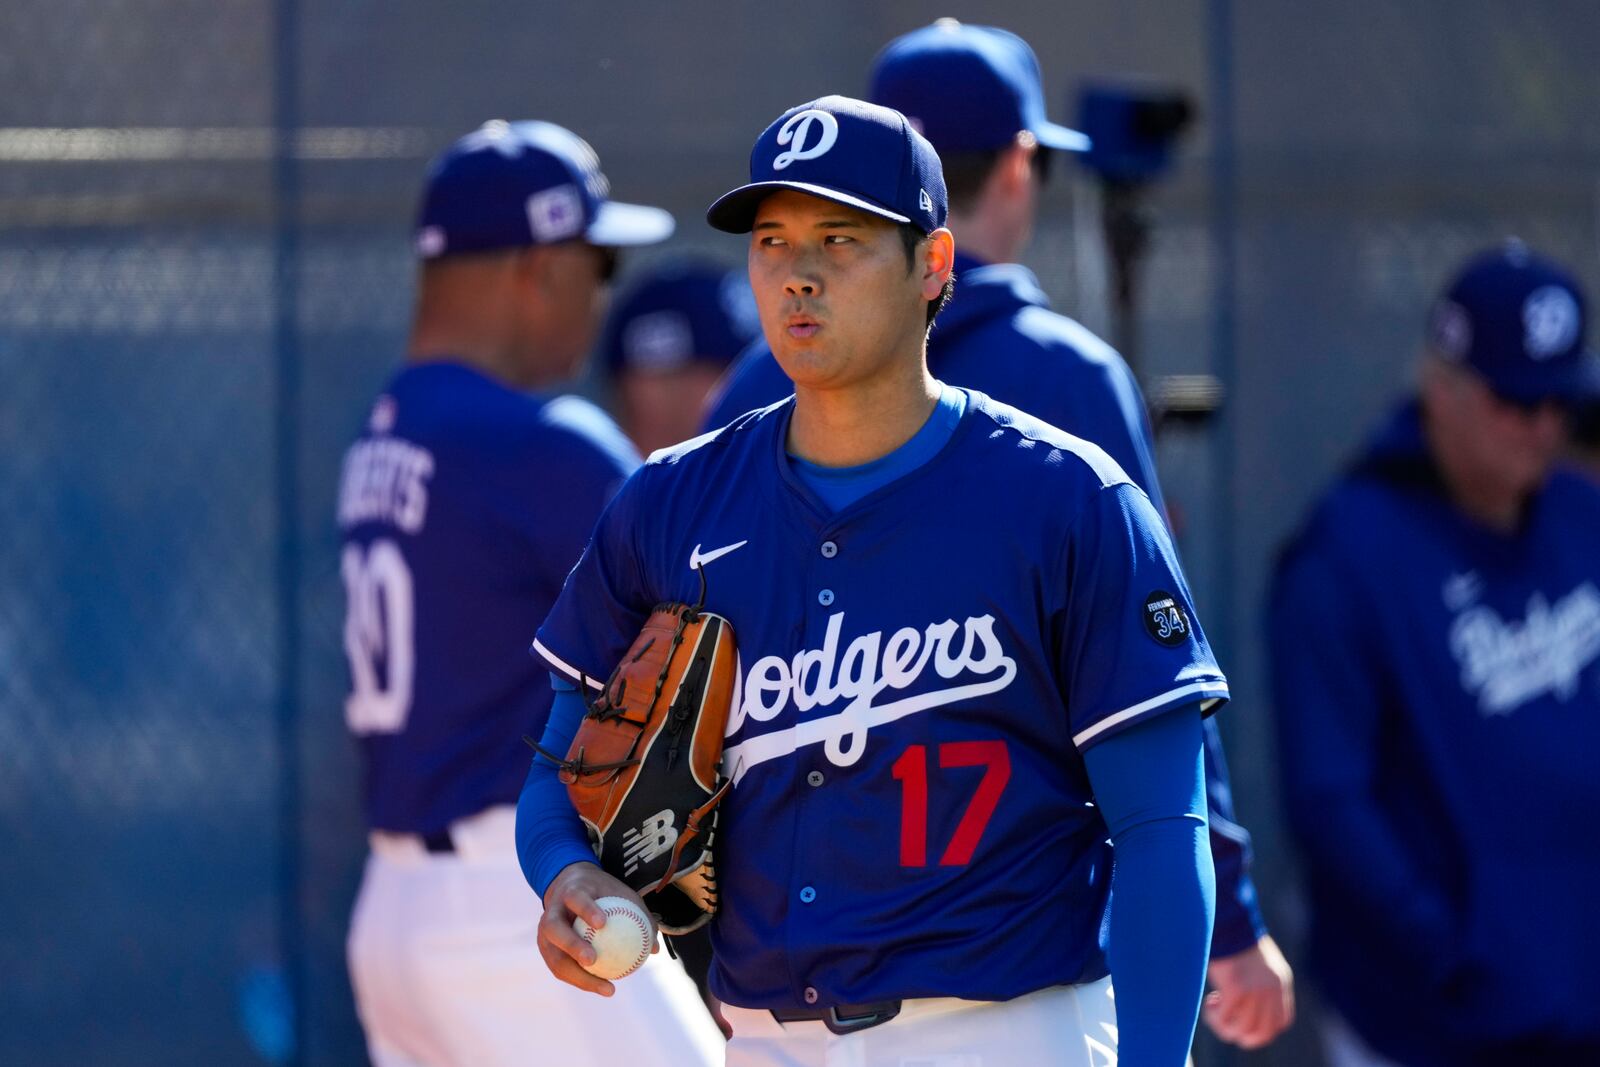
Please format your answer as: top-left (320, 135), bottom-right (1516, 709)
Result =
top-left (535, 389), bottom-right (1226, 1008)
top-left (1270, 401), bottom-right (1600, 1054)
top-left (338, 362), bottom-right (638, 833)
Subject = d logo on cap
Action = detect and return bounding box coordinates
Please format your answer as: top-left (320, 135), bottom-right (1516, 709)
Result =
top-left (1523, 285), bottom-right (1579, 361)
top-left (772, 110), bottom-right (839, 171)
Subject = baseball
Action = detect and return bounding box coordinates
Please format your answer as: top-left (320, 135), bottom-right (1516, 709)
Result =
top-left (573, 895), bottom-right (654, 980)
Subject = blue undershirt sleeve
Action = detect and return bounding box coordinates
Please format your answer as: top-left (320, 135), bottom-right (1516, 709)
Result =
top-left (1082, 704), bottom-right (1214, 1066)
top-left (515, 673), bottom-right (600, 898)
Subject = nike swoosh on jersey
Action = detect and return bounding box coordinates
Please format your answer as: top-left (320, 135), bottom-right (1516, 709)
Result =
top-left (689, 540), bottom-right (748, 570)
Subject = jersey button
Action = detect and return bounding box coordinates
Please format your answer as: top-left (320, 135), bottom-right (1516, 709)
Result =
top-left (806, 770), bottom-right (825, 787)
top-left (820, 540), bottom-right (838, 558)
top-left (799, 886), bottom-right (817, 903)
top-left (803, 986), bottom-right (819, 1005)
top-left (818, 589), bottom-right (835, 606)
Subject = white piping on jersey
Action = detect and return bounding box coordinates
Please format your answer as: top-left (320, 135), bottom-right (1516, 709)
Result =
top-left (533, 638), bottom-right (606, 692)
top-left (1070, 680), bottom-right (1230, 748)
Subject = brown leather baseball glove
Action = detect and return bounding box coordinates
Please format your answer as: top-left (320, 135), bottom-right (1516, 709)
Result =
top-left (536, 601), bottom-right (737, 934)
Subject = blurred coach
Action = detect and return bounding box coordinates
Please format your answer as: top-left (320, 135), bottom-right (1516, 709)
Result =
top-left (1268, 241), bottom-right (1600, 1067)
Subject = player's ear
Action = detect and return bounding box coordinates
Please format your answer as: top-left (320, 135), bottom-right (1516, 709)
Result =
top-left (920, 228), bottom-right (955, 302)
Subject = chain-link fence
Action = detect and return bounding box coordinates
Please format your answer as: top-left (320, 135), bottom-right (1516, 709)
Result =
top-left (3, 2), bottom-right (1597, 1064)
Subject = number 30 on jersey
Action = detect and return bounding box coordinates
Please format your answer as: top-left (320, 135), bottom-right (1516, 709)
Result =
top-left (341, 539), bottom-right (415, 735)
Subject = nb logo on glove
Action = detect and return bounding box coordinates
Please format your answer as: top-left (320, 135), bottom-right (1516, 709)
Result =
top-left (622, 809), bottom-right (679, 876)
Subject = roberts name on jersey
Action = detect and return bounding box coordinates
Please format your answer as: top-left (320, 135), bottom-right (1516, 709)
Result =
top-left (338, 435), bottom-right (435, 535)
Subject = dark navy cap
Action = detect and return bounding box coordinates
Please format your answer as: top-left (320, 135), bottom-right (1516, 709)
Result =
top-left (600, 259), bottom-right (760, 375)
top-left (415, 119), bottom-right (673, 259)
top-left (870, 19), bottom-right (1089, 155)
top-left (1428, 240), bottom-right (1600, 404)
top-left (706, 95), bottom-right (947, 234)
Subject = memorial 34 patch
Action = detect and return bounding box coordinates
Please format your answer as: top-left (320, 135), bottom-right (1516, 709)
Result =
top-left (1143, 590), bottom-right (1190, 647)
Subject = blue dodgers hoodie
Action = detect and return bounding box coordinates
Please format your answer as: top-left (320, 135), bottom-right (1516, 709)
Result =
top-left (1269, 401), bottom-right (1600, 1064)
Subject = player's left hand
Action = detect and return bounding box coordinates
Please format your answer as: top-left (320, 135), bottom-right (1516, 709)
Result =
top-left (1201, 934), bottom-right (1295, 1049)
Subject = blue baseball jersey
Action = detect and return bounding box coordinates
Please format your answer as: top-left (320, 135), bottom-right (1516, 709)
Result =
top-left (1270, 401), bottom-right (1600, 1056)
top-left (703, 252), bottom-right (1269, 955)
top-left (534, 388), bottom-right (1227, 1008)
top-left (337, 361), bottom-right (638, 833)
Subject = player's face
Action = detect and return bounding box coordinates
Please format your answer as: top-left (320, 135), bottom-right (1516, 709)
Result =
top-left (1429, 360), bottom-right (1569, 498)
top-left (617, 362), bottom-right (726, 454)
top-left (1472, 384), bottom-right (1569, 492)
top-left (748, 190), bottom-right (946, 393)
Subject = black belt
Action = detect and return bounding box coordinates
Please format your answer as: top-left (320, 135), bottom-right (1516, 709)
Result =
top-left (420, 828), bottom-right (455, 854)
top-left (770, 1001), bottom-right (901, 1035)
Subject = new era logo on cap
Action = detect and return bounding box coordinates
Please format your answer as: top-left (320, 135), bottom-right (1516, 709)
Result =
top-left (707, 95), bottom-right (948, 235)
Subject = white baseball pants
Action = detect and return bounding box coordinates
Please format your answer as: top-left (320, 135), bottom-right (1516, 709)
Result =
top-left (347, 806), bottom-right (724, 1067)
top-left (721, 976), bottom-right (1118, 1067)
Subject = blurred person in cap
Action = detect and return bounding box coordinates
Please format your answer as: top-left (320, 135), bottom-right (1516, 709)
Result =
top-left (337, 119), bottom-right (721, 1067)
top-left (1268, 240), bottom-right (1600, 1067)
top-left (702, 20), bottom-right (1295, 1051)
top-left (603, 259), bottom-right (760, 454)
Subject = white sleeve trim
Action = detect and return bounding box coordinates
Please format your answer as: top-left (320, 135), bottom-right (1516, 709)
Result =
top-left (1072, 679), bottom-right (1230, 749)
top-left (531, 638), bottom-right (605, 692)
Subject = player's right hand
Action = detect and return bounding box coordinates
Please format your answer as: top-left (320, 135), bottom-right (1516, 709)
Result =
top-left (538, 861), bottom-right (656, 997)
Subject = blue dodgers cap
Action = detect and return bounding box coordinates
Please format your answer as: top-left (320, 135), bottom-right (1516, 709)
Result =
top-left (600, 259), bottom-right (760, 375)
top-left (706, 95), bottom-right (947, 234)
top-left (415, 119), bottom-right (673, 258)
top-left (1428, 240), bottom-right (1600, 404)
top-left (869, 19), bottom-right (1089, 154)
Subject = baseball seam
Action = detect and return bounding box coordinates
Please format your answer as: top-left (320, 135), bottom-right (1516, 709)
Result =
top-left (585, 902), bottom-right (651, 977)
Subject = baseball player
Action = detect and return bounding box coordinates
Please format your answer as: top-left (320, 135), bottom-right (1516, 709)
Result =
top-left (600, 258), bottom-right (760, 455)
top-left (338, 120), bottom-right (721, 1067)
top-left (519, 95), bottom-right (1225, 1066)
top-left (702, 21), bottom-right (1293, 1049)
top-left (1269, 242), bottom-right (1600, 1066)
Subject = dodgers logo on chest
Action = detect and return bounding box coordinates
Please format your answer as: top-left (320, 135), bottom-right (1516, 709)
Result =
top-left (722, 610), bottom-right (1018, 783)
top-left (1445, 577), bottom-right (1600, 715)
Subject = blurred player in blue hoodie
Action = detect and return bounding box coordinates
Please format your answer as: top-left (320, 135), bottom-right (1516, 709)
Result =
top-left (1269, 241), bottom-right (1600, 1067)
